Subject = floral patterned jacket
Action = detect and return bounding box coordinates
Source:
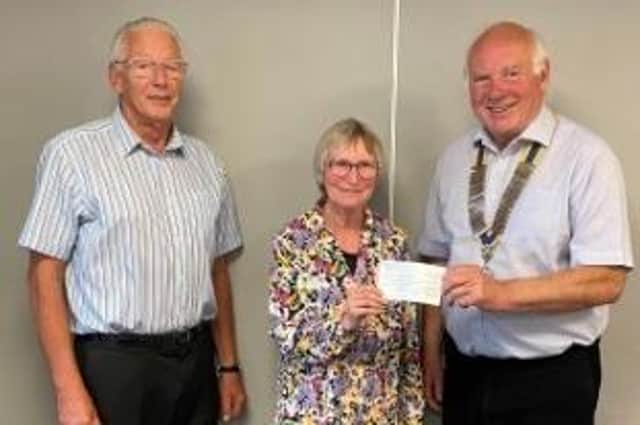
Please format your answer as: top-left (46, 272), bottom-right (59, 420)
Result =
top-left (269, 206), bottom-right (424, 424)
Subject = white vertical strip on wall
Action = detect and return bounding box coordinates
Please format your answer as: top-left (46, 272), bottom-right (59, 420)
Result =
top-left (388, 0), bottom-right (400, 221)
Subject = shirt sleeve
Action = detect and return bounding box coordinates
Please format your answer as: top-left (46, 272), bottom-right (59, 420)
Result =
top-left (214, 172), bottom-right (243, 257)
top-left (417, 156), bottom-right (451, 260)
top-left (18, 140), bottom-right (84, 260)
top-left (569, 144), bottom-right (633, 268)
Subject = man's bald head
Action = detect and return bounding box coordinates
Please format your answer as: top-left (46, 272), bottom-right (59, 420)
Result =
top-left (466, 21), bottom-right (549, 79)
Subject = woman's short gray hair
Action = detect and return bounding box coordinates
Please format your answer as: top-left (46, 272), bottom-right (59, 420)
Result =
top-left (313, 118), bottom-right (384, 191)
top-left (109, 17), bottom-right (184, 63)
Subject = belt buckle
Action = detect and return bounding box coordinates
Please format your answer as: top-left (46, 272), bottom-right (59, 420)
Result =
top-left (180, 327), bottom-right (194, 344)
top-left (163, 326), bottom-right (200, 358)
top-left (174, 323), bottom-right (201, 346)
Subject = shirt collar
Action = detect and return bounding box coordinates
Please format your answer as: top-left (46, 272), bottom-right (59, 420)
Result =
top-left (112, 106), bottom-right (186, 157)
top-left (473, 105), bottom-right (556, 154)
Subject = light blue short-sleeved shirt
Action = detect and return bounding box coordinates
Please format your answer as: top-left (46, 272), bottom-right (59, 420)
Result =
top-left (418, 106), bottom-right (633, 358)
top-left (19, 108), bottom-right (243, 334)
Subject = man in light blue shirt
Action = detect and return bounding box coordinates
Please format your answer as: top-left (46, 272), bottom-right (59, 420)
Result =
top-left (418, 21), bottom-right (633, 425)
top-left (19, 17), bottom-right (245, 425)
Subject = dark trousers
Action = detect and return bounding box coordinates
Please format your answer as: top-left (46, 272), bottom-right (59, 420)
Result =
top-left (74, 323), bottom-right (219, 425)
top-left (442, 334), bottom-right (601, 425)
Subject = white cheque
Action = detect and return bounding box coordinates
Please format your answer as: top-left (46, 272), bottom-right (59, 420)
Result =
top-left (377, 260), bottom-right (444, 306)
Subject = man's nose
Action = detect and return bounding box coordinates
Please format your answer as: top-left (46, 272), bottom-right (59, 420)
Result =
top-left (487, 78), bottom-right (507, 99)
top-left (150, 64), bottom-right (169, 86)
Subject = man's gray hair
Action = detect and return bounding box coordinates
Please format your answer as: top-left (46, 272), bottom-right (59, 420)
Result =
top-left (529, 32), bottom-right (549, 76)
top-left (109, 17), bottom-right (184, 63)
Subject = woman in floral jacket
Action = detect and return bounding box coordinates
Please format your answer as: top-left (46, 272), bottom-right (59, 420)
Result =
top-left (269, 118), bottom-right (424, 424)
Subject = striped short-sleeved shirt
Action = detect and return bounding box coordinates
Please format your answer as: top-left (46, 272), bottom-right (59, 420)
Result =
top-left (19, 108), bottom-right (243, 334)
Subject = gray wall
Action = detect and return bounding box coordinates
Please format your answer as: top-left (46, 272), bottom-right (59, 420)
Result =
top-left (1, 1), bottom-right (638, 424)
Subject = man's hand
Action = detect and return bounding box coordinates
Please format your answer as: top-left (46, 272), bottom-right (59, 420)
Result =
top-left (56, 384), bottom-right (101, 425)
top-left (28, 253), bottom-right (100, 425)
top-left (443, 264), bottom-right (507, 311)
top-left (211, 255), bottom-right (246, 421)
top-left (218, 372), bottom-right (246, 422)
top-left (423, 349), bottom-right (443, 413)
top-left (444, 264), bottom-right (629, 312)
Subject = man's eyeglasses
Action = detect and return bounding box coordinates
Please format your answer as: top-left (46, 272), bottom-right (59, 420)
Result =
top-left (327, 159), bottom-right (378, 180)
top-left (113, 57), bottom-right (188, 80)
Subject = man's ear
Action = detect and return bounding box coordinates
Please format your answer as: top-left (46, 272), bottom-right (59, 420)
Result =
top-left (108, 65), bottom-right (124, 94)
top-left (539, 59), bottom-right (551, 91)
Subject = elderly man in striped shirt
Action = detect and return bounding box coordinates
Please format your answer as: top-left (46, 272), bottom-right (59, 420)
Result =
top-left (19, 17), bottom-right (245, 425)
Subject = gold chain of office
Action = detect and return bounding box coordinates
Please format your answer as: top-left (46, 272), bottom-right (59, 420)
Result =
top-left (467, 138), bottom-right (546, 265)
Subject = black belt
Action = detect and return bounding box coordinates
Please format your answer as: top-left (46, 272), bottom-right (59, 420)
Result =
top-left (444, 332), bottom-right (599, 371)
top-left (75, 321), bottom-right (210, 348)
